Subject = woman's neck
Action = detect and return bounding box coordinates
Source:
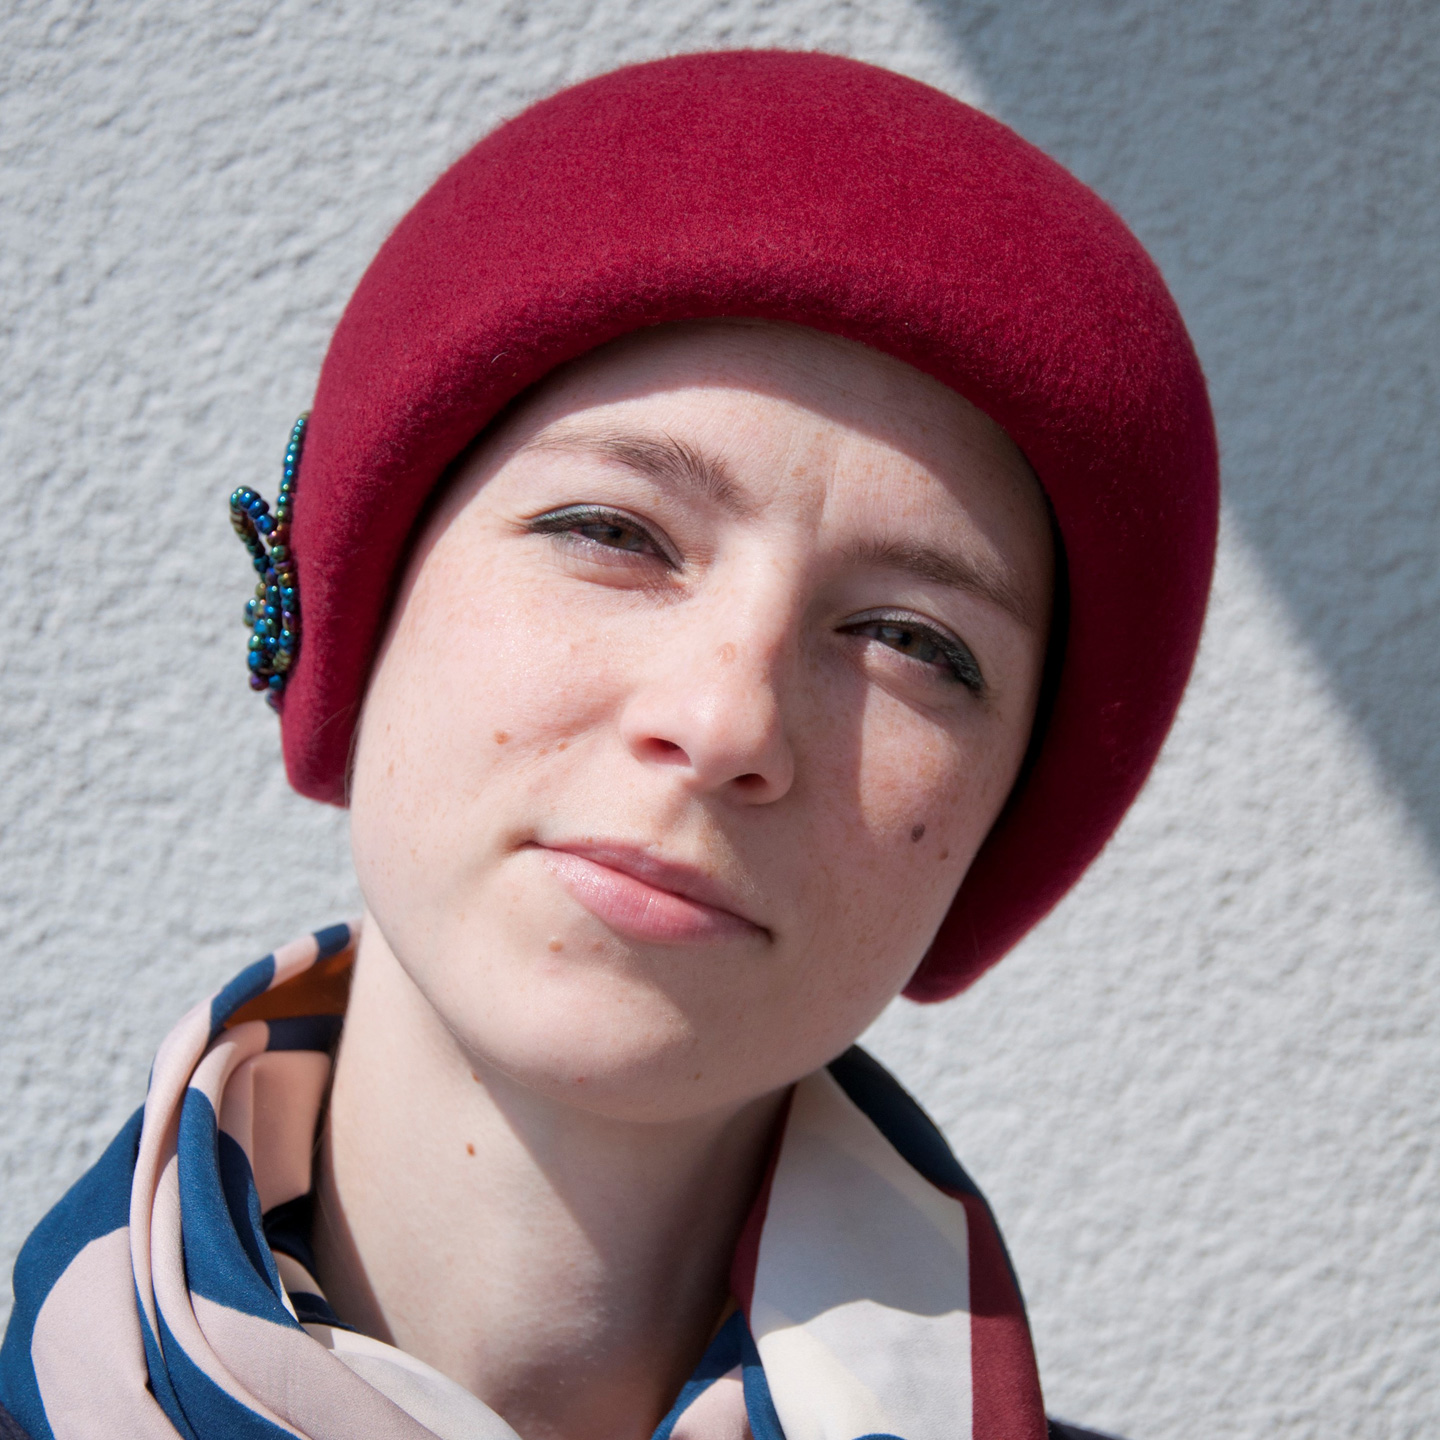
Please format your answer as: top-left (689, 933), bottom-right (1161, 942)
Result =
top-left (313, 925), bottom-right (785, 1440)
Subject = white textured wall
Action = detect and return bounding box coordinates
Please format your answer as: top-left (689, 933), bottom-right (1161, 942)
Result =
top-left (1, 3), bottom-right (1435, 1437)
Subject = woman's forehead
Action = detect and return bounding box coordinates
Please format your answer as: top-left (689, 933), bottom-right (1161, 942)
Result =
top-left (491, 320), bottom-right (1050, 533)
top-left (434, 320), bottom-right (1056, 634)
top-left (521, 319), bottom-right (1021, 460)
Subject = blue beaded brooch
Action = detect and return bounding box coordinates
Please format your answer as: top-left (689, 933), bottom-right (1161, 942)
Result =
top-left (230, 414), bottom-right (306, 711)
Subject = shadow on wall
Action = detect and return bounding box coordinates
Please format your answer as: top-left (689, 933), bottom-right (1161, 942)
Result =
top-left (921, 0), bottom-right (1440, 855)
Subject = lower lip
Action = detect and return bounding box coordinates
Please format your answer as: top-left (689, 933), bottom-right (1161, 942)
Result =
top-left (535, 849), bottom-right (760, 945)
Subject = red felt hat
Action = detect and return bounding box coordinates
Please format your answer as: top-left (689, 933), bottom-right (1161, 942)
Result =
top-left (277, 49), bottom-right (1217, 1000)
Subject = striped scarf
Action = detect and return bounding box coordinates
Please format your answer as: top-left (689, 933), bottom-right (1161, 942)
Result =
top-left (1, 925), bottom-right (1046, 1440)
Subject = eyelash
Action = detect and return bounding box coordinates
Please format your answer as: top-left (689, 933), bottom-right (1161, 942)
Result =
top-left (526, 505), bottom-right (675, 564)
top-left (840, 612), bottom-right (986, 694)
top-left (526, 507), bottom-right (985, 695)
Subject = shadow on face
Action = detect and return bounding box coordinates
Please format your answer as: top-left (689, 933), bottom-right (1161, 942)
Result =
top-left (349, 319), bottom-right (1054, 1123)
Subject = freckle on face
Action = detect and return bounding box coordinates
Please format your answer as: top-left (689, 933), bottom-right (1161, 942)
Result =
top-left (910, 823), bottom-right (926, 842)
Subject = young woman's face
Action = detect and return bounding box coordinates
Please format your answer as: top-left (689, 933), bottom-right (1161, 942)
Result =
top-left (350, 322), bottom-right (1053, 1122)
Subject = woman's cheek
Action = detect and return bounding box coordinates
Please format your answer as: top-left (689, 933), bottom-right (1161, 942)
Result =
top-left (359, 571), bottom-right (631, 895)
top-left (391, 566), bottom-right (560, 754)
top-left (792, 716), bottom-right (957, 958)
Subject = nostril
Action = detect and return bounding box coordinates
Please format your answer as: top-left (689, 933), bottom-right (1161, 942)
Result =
top-left (732, 773), bottom-right (765, 791)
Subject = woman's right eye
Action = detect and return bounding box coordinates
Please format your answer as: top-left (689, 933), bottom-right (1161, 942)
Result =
top-left (525, 506), bottom-right (672, 562)
top-left (574, 518), bottom-right (654, 552)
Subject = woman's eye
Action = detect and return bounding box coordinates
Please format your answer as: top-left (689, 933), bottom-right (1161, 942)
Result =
top-left (843, 614), bottom-right (985, 694)
top-left (526, 506), bottom-right (671, 562)
top-left (573, 517), bottom-right (653, 552)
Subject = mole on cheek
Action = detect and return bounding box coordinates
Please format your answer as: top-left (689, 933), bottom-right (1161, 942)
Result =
top-left (910, 822), bottom-right (926, 843)
top-left (494, 730), bottom-right (510, 744)
top-left (548, 938), bottom-right (564, 953)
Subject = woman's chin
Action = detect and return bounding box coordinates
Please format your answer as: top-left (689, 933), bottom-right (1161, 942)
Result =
top-left (427, 958), bottom-right (717, 1120)
top-left (473, 1028), bottom-right (726, 1124)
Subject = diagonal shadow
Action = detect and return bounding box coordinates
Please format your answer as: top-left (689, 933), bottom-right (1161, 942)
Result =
top-left (917, 0), bottom-right (1440, 861)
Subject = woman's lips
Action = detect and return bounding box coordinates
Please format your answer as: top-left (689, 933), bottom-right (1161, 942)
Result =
top-left (533, 843), bottom-right (765, 945)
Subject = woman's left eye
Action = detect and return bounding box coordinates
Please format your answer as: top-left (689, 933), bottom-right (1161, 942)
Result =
top-left (525, 506), bottom-right (673, 562)
top-left (842, 613), bottom-right (985, 694)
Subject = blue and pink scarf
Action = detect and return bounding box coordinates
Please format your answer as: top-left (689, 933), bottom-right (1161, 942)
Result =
top-left (1, 925), bottom-right (1047, 1440)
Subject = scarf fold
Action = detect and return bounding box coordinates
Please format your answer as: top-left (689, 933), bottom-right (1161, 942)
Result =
top-left (1, 925), bottom-right (1046, 1440)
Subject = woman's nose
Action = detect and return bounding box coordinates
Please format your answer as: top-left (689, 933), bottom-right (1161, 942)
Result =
top-left (618, 620), bottom-right (796, 804)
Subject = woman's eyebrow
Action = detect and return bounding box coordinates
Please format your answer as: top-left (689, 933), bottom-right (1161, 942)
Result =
top-left (523, 425), bottom-right (1035, 626)
top-left (843, 536), bottom-right (1038, 628)
top-left (521, 426), bottom-right (755, 516)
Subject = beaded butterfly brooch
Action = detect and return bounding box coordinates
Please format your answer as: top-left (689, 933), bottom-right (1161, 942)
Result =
top-left (230, 414), bottom-right (306, 710)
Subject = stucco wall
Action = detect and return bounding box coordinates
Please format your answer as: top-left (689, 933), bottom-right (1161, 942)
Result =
top-left (2, 3), bottom-right (1435, 1436)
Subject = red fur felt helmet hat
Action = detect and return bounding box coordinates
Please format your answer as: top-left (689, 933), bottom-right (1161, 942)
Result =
top-left (275, 49), bottom-right (1217, 1000)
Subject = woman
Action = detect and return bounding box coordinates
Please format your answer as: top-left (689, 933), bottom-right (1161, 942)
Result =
top-left (0, 50), bottom-right (1216, 1440)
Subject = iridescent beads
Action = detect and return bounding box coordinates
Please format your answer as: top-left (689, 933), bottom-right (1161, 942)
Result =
top-left (230, 414), bottom-right (307, 711)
